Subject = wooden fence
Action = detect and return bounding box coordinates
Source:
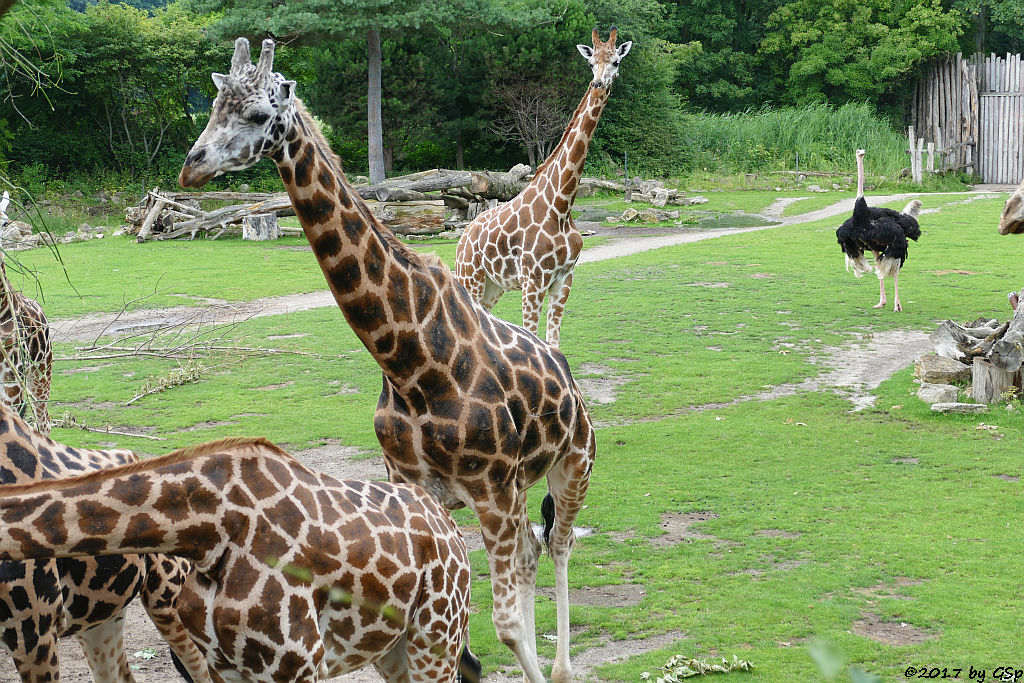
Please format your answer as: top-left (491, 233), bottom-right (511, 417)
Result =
top-left (911, 52), bottom-right (1024, 183)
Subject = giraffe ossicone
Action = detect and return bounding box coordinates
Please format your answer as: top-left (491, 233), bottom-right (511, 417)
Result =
top-left (455, 28), bottom-right (631, 347)
top-left (179, 37), bottom-right (597, 683)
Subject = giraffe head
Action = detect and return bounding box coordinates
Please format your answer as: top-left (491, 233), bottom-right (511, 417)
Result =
top-left (179, 38), bottom-right (295, 188)
top-left (576, 27), bottom-right (631, 89)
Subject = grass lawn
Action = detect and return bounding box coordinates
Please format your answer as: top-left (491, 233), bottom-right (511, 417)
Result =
top-left (20, 190), bottom-right (1024, 680)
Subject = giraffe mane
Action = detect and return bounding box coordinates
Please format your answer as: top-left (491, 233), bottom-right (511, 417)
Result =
top-left (291, 98), bottom-right (435, 269)
top-left (532, 89), bottom-right (594, 179)
top-left (0, 436), bottom-right (287, 496)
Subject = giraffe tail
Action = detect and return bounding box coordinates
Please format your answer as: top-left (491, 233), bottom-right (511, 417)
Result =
top-left (541, 491), bottom-right (555, 545)
top-left (457, 642), bottom-right (482, 682)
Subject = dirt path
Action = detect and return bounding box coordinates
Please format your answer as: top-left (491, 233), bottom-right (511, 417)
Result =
top-left (51, 189), bottom-right (1003, 344)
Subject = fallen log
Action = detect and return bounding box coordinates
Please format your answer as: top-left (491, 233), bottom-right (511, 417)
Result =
top-left (580, 177), bottom-right (627, 193)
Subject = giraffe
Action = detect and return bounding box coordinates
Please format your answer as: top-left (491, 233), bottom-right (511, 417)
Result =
top-left (0, 435), bottom-right (473, 682)
top-left (179, 38), bottom-right (597, 682)
top-left (455, 28), bottom-right (631, 347)
top-left (0, 257), bottom-right (51, 434)
top-left (0, 401), bottom-right (211, 683)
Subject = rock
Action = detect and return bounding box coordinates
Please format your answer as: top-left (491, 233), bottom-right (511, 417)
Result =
top-left (832, 183), bottom-right (841, 190)
top-left (931, 402), bottom-right (988, 414)
top-left (78, 222), bottom-right (93, 235)
top-left (71, 190), bottom-right (84, 199)
top-left (683, 196), bottom-right (709, 205)
top-left (112, 228), bottom-right (126, 237)
top-left (620, 208), bottom-right (640, 222)
top-left (798, 174), bottom-right (806, 182)
top-left (917, 382), bottom-right (959, 405)
top-left (652, 189), bottom-right (672, 207)
top-left (637, 180), bottom-right (665, 194)
top-left (238, 183), bottom-right (250, 193)
top-left (437, 229), bottom-right (464, 239)
top-left (20, 234), bottom-right (39, 249)
top-left (60, 234), bottom-right (77, 244)
top-left (352, 175), bottom-right (370, 185)
top-left (914, 354), bottom-right (971, 384)
top-left (806, 184), bottom-right (827, 193)
top-left (6, 220), bottom-right (31, 236)
top-left (2, 226), bottom-right (21, 241)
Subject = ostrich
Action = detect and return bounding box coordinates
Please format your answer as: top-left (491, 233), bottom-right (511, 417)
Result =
top-left (836, 149), bottom-right (922, 311)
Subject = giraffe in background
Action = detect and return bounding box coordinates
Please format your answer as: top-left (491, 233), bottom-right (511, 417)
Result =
top-left (178, 38), bottom-right (596, 682)
top-left (455, 28), bottom-right (631, 346)
top-left (0, 257), bottom-right (50, 434)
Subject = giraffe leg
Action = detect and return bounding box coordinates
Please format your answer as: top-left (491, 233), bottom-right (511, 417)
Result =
top-left (892, 272), bottom-right (902, 312)
top-left (75, 614), bottom-right (137, 683)
top-left (140, 555), bottom-right (213, 683)
top-left (544, 272), bottom-right (573, 347)
top-left (475, 492), bottom-right (546, 683)
top-left (520, 280), bottom-right (546, 339)
top-left (480, 278), bottom-right (504, 311)
top-left (1, 559), bottom-right (62, 683)
top-left (544, 416), bottom-right (596, 683)
top-left (515, 488), bottom-right (542, 662)
top-left (27, 353), bottom-right (51, 436)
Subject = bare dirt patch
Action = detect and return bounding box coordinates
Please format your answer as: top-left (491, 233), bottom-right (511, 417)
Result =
top-left (651, 511), bottom-right (721, 547)
top-left (994, 473), bottom-right (1020, 482)
top-left (851, 612), bottom-right (937, 646)
top-left (685, 281), bottom-right (730, 288)
top-left (575, 363), bottom-right (633, 406)
top-left (928, 269), bottom-right (982, 276)
top-left (855, 577), bottom-right (924, 602)
top-left (54, 399), bottom-right (122, 411)
top-left (175, 419), bottom-right (240, 433)
top-left (267, 332), bottom-right (310, 340)
top-left (755, 529), bottom-right (801, 539)
top-left (252, 381), bottom-right (295, 391)
top-left (288, 439), bottom-right (384, 483)
top-left (891, 457), bottom-right (919, 465)
top-left (537, 583), bottom-right (646, 608)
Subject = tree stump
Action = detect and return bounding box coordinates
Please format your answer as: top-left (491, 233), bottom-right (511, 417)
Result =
top-left (972, 358), bottom-right (1019, 404)
top-left (242, 213), bottom-right (281, 241)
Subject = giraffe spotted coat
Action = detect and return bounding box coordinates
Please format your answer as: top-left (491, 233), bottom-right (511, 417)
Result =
top-left (0, 259), bottom-right (51, 435)
top-left (178, 38), bottom-right (597, 682)
top-left (0, 402), bottom-right (210, 683)
top-left (0, 437), bottom-right (472, 683)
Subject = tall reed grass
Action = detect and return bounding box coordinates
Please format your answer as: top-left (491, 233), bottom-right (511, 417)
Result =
top-left (678, 102), bottom-right (910, 176)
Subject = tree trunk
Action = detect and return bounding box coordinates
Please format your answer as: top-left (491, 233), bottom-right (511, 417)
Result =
top-left (367, 28), bottom-right (385, 185)
top-left (455, 128), bottom-right (464, 170)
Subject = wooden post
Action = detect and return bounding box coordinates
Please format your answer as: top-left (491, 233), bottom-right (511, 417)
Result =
top-left (916, 137), bottom-right (925, 184)
top-left (241, 213), bottom-right (281, 241)
top-left (927, 141), bottom-right (936, 173)
top-left (136, 196), bottom-right (167, 242)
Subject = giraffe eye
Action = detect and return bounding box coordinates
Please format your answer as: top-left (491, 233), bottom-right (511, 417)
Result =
top-left (247, 112), bottom-right (270, 125)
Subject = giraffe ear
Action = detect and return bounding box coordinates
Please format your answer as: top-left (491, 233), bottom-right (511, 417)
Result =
top-left (576, 44), bottom-right (594, 60)
top-left (616, 41), bottom-right (632, 59)
top-left (212, 72), bottom-right (227, 90)
top-left (278, 80), bottom-right (296, 105)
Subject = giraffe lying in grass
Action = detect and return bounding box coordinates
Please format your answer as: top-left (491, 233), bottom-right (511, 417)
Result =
top-left (0, 434), bottom-right (474, 682)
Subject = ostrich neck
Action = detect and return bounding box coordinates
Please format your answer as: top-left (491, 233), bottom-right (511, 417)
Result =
top-left (856, 154), bottom-right (865, 199)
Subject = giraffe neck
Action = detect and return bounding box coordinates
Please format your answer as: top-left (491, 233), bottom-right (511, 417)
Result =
top-left (530, 85), bottom-right (611, 216)
top-left (271, 100), bottom-right (464, 386)
top-left (0, 438), bottom-right (273, 568)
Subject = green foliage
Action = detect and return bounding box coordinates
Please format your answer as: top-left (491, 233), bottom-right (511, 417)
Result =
top-left (759, 0), bottom-right (966, 106)
top-left (676, 102), bottom-right (911, 176)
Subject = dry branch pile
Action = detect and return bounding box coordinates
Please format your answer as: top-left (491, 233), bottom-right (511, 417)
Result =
top-left (927, 300), bottom-right (1024, 404)
top-left (127, 166), bottom-right (640, 241)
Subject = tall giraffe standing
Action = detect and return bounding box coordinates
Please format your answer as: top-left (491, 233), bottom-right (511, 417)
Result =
top-left (179, 38), bottom-right (596, 682)
top-left (0, 402), bottom-right (210, 683)
top-left (0, 257), bottom-right (51, 434)
top-left (0, 436), bottom-right (472, 682)
top-left (455, 28), bottom-right (631, 346)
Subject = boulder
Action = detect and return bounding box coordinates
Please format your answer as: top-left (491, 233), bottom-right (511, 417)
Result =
top-left (6, 220), bottom-right (32, 236)
top-left (917, 382), bottom-right (959, 405)
top-left (683, 196), bottom-right (709, 205)
top-left (931, 402), bottom-right (988, 414)
top-left (620, 208), bottom-right (639, 222)
top-left (914, 353), bottom-right (971, 384)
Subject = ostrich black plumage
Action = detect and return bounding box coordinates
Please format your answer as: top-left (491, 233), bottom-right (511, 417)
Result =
top-left (836, 149), bottom-right (922, 312)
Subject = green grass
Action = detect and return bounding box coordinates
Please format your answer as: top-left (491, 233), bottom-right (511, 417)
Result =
top-left (22, 189), bottom-right (1024, 680)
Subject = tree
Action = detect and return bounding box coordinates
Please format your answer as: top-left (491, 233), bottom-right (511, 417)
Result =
top-left (759, 0), bottom-right (966, 106)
